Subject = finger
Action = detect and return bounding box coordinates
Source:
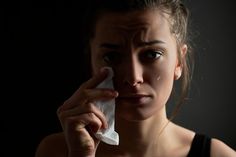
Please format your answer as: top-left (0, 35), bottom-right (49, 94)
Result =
top-left (65, 113), bottom-right (103, 134)
top-left (84, 88), bottom-right (118, 102)
top-left (58, 68), bottom-right (110, 111)
top-left (80, 67), bottom-right (109, 90)
top-left (57, 88), bottom-right (118, 113)
top-left (58, 102), bottom-right (108, 129)
top-left (64, 113), bottom-right (102, 152)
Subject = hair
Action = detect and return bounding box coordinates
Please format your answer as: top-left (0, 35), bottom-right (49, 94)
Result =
top-left (81, 0), bottom-right (194, 120)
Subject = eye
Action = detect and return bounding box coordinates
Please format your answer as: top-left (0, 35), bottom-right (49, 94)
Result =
top-left (103, 52), bottom-right (121, 64)
top-left (143, 49), bottom-right (163, 60)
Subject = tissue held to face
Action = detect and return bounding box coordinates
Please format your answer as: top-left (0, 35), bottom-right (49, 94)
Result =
top-left (90, 10), bottom-right (182, 121)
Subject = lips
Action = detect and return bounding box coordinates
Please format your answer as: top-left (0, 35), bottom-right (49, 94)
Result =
top-left (117, 93), bottom-right (152, 105)
top-left (118, 93), bottom-right (151, 98)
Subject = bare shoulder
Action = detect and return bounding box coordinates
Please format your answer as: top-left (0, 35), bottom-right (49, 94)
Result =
top-left (168, 122), bottom-right (196, 156)
top-left (211, 138), bottom-right (236, 157)
top-left (170, 122), bottom-right (196, 143)
top-left (35, 132), bottom-right (67, 157)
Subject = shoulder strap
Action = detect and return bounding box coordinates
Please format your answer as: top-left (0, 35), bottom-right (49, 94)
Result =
top-left (187, 133), bottom-right (211, 157)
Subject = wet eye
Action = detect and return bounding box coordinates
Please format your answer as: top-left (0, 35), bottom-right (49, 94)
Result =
top-left (103, 52), bottom-right (121, 64)
top-left (144, 50), bottom-right (163, 60)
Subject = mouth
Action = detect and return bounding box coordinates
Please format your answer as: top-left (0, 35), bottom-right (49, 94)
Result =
top-left (117, 93), bottom-right (152, 105)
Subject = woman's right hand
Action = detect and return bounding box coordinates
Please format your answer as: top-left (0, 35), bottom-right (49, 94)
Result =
top-left (57, 68), bottom-right (118, 157)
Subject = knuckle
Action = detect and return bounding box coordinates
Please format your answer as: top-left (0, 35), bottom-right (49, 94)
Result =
top-left (57, 111), bottom-right (66, 121)
top-left (62, 99), bottom-right (71, 107)
top-left (77, 89), bottom-right (89, 103)
top-left (83, 89), bottom-right (90, 97)
top-left (87, 102), bottom-right (95, 112)
top-left (87, 112), bottom-right (96, 119)
top-left (79, 81), bottom-right (89, 90)
top-left (75, 122), bottom-right (86, 131)
top-left (65, 117), bottom-right (77, 126)
top-left (65, 117), bottom-right (85, 130)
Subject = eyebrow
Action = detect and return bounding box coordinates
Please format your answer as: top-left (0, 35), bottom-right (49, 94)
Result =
top-left (138, 40), bottom-right (165, 47)
top-left (100, 43), bottom-right (121, 49)
top-left (100, 40), bottom-right (165, 49)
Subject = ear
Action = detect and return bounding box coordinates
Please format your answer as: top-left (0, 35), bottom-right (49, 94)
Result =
top-left (174, 44), bottom-right (187, 80)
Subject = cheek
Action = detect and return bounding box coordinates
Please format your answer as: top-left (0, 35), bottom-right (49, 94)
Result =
top-left (149, 63), bottom-right (175, 101)
top-left (90, 52), bottom-right (106, 76)
top-left (148, 62), bottom-right (174, 86)
top-left (90, 42), bottom-right (107, 75)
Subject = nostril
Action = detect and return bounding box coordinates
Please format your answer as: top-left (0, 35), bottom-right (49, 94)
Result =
top-left (124, 79), bottom-right (143, 87)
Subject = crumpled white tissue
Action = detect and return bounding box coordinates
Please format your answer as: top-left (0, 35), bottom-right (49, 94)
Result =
top-left (94, 67), bottom-right (119, 145)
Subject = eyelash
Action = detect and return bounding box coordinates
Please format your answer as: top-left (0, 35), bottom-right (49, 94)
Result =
top-left (102, 52), bottom-right (120, 64)
top-left (142, 49), bottom-right (163, 60)
top-left (102, 49), bottom-right (163, 64)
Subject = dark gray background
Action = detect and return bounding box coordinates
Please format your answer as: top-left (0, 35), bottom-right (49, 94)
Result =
top-left (174, 0), bottom-right (236, 150)
top-left (3, 0), bottom-right (236, 156)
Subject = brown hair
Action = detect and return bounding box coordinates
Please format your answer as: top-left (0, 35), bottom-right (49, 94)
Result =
top-left (82, 0), bottom-right (194, 120)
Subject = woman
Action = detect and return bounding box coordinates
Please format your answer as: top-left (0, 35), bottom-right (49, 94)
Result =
top-left (35, 0), bottom-right (236, 156)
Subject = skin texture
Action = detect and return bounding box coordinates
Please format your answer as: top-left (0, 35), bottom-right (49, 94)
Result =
top-left (90, 10), bottom-right (182, 122)
top-left (90, 9), bottom-right (189, 157)
top-left (35, 9), bottom-right (236, 157)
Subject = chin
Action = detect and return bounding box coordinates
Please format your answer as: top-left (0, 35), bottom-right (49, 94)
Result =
top-left (115, 104), bottom-right (159, 122)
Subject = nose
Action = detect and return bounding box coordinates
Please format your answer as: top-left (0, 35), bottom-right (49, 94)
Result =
top-left (123, 55), bottom-right (144, 87)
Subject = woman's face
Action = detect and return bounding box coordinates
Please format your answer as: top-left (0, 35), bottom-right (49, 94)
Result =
top-left (90, 10), bottom-right (186, 121)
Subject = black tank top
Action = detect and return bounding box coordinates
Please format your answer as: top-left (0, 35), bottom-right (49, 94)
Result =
top-left (187, 133), bottom-right (211, 157)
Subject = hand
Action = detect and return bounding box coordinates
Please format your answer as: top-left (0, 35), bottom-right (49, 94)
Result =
top-left (57, 68), bottom-right (118, 157)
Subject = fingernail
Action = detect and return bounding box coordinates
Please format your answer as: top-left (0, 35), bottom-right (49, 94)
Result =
top-left (100, 67), bottom-right (108, 73)
top-left (113, 91), bottom-right (119, 97)
top-left (107, 91), bottom-right (118, 97)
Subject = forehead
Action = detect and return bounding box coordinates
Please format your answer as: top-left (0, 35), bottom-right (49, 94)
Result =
top-left (92, 9), bottom-right (172, 44)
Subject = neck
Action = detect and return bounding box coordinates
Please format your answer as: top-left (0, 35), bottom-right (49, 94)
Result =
top-left (115, 108), bottom-right (170, 156)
